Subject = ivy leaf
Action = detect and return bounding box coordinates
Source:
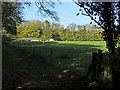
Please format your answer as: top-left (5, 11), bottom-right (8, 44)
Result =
top-left (76, 13), bottom-right (80, 16)
top-left (79, 9), bottom-right (81, 11)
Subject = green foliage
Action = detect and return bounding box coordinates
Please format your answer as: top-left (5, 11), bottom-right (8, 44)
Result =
top-left (74, 1), bottom-right (120, 53)
top-left (41, 20), bottom-right (52, 39)
top-left (16, 21), bottom-right (43, 38)
top-left (16, 20), bottom-right (103, 41)
top-left (2, 1), bottom-right (59, 36)
top-left (2, 2), bottom-right (24, 35)
top-left (2, 28), bottom-right (13, 37)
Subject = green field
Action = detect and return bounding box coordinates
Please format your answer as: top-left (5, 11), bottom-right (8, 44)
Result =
top-left (3, 41), bottom-right (107, 88)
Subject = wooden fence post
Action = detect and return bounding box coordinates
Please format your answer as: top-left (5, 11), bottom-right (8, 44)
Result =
top-left (18, 42), bottom-right (19, 47)
top-left (98, 49), bottom-right (102, 78)
top-left (50, 48), bottom-right (53, 62)
top-left (92, 52), bottom-right (97, 81)
top-left (32, 45), bottom-right (35, 53)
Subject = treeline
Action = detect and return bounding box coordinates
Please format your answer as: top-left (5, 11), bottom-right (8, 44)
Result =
top-left (3, 20), bottom-right (104, 41)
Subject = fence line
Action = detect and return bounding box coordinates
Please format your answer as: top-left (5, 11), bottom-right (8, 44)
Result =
top-left (85, 49), bottom-right (111, 82)
top-left (11, 42), bottom-right (112, 82)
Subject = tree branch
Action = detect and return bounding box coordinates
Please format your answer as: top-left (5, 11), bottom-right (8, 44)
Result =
top-left (84, 8), bottom-right (106, 30)
top-left (73, 0), bottom-right (106, 30)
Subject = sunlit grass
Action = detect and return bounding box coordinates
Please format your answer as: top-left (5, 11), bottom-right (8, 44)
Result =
top-left (9, 41), bottom-right (107, 74)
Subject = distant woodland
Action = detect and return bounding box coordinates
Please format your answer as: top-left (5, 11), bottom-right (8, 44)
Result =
top-left (2, 20), bottom-right (104, 41)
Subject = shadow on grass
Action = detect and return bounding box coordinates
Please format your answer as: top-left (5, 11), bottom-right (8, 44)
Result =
top-left (2, 41), bottom-right (106, 89)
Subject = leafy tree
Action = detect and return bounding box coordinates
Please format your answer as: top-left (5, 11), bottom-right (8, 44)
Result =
top-left (67, 23), bottom-right (77, 41)
top-left (82, 25), bottom-right (87, 41)
top-left (77, 25), bottom-right (83, 40)
top-left (41, 20), bottom-right (52, 40)
top-left (77, 25), bottom-right (86, 41)
top-left (98, 30), bottom-right (104, 41)
top-left (67, 23), bottom-right (77, 31)
top-left (2, 1), bottom-right (59, 35)
top-left (22, 20), bottom-right (30, 28)
top-left (74, 1), bottom-right (120, 53)
top-left (89, 29), bottom-right (97, 41)
top-left (2, 28), bottom-right (13, 37)
top-left (16, 25), bottom-right (24, 37)
top-left (16, 19), bottom-right (104, 41)
top-left (51, 23), bottom-right (60, 40)
top-left (53, 23), bottom-right (64, 40)
top-left (17, 20), bottom-right (42, 38)
top-left (64, 28), bottom-right (71, 41)
top-left (45, 20), bottom-right (52, 39)
top-left (2, 2), bottom-right (25, 35)
top-left (59, 28), bottom-right (66, 41)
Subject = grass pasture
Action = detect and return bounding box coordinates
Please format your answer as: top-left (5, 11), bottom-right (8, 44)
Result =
top-left (3, 41), bottom-right (107, 88)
